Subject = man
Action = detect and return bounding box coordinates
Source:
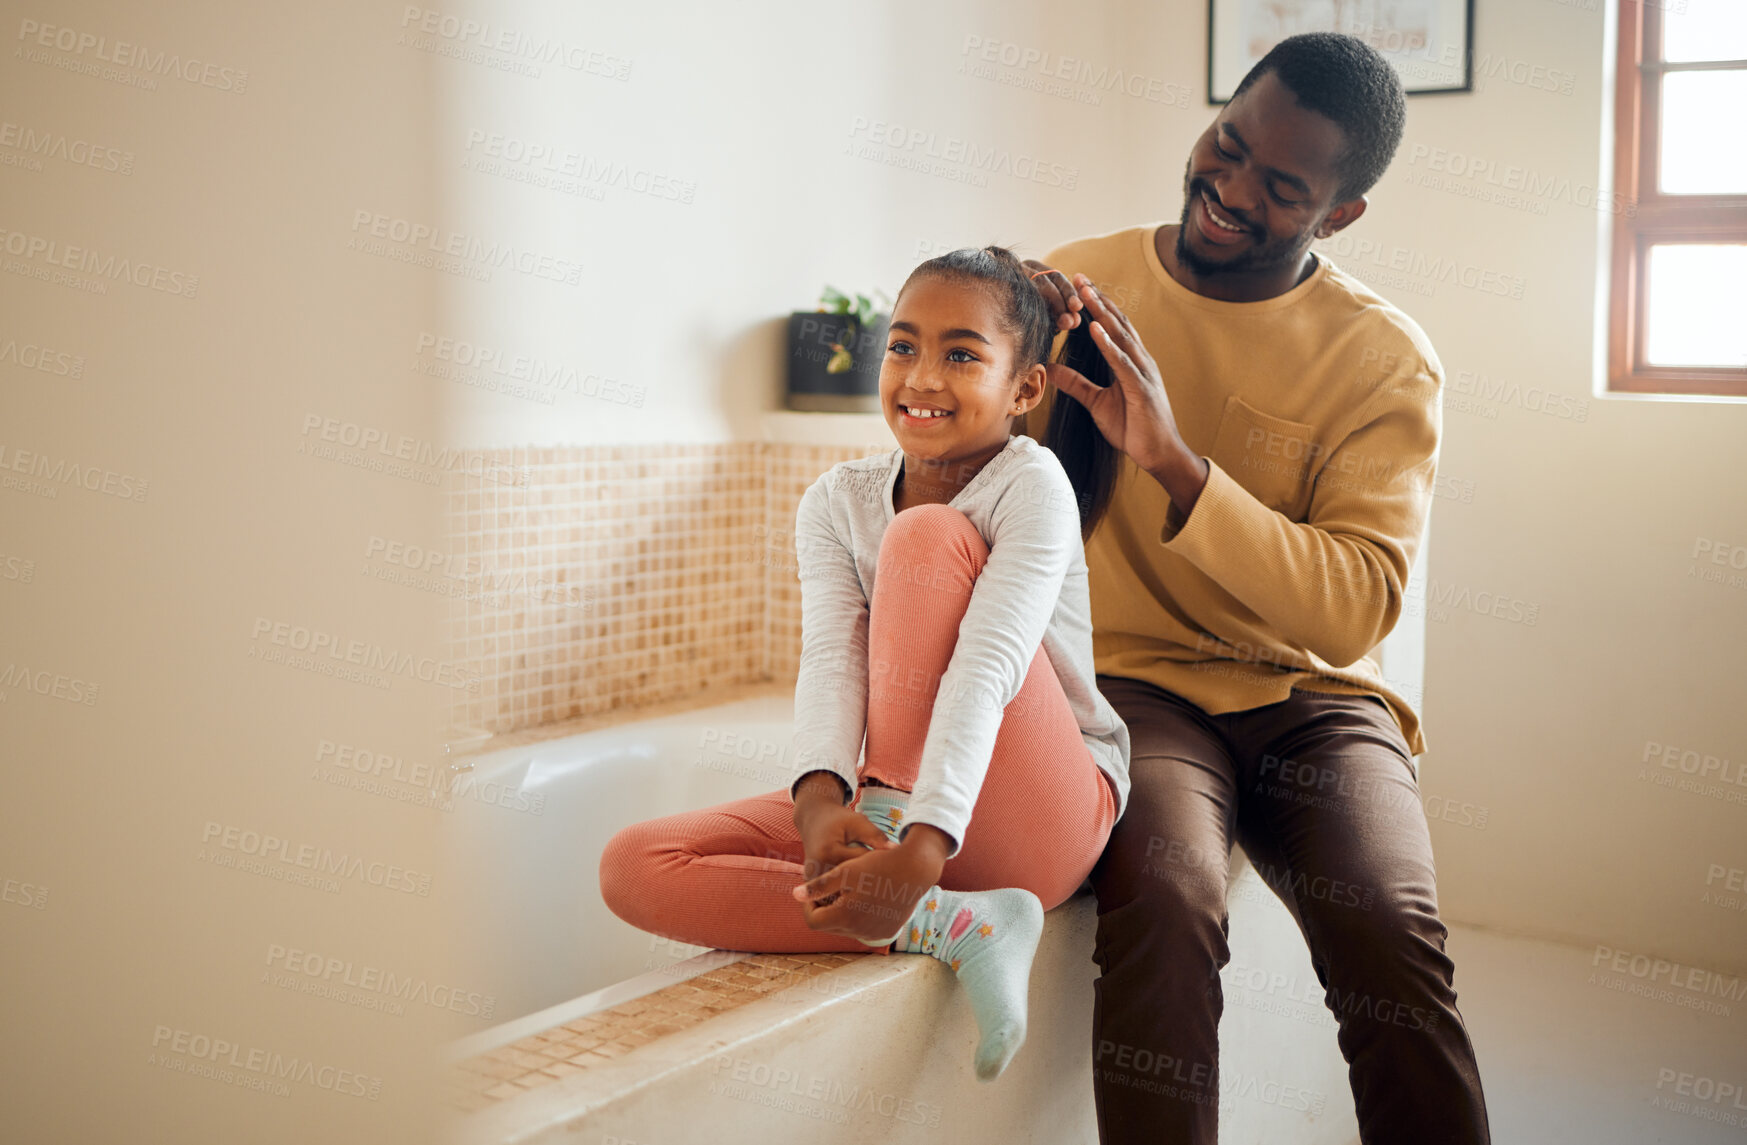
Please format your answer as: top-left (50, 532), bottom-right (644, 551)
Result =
top-left (1019, 32), bottom-right (1491, 1145)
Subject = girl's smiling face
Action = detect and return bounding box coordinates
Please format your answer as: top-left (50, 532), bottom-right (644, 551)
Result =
top-left (880, 275), bottom-right (1045, 467)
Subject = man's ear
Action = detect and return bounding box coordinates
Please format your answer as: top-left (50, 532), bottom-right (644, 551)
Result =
top-left (1314, 195), bottom-right (1368, 240)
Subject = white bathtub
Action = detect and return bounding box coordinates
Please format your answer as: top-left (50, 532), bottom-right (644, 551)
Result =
top-left (445, 687), bottom-right (811, 1031)
top-left (445, 685), bottom-right (1360, 1145)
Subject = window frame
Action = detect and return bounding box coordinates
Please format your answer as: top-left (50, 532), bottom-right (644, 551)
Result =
top-left (1608, 0), bottom-right (1747, 397)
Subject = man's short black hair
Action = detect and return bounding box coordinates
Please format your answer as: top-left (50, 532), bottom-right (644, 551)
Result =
top-left (1231, 31), bottom-right (1407, 206)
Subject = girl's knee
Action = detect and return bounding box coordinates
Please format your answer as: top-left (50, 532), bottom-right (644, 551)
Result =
top-left (882, 502), bottom-right (980, 551)
top-left (878, 503), bottom-right (986, 582)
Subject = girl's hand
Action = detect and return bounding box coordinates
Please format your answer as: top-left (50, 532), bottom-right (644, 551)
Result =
top-left (793, 795), bottom-right (898, 888)
top-left (791, 825), bottom-right (950, 945)
top-left (790, 776), bottom-right (904, 939)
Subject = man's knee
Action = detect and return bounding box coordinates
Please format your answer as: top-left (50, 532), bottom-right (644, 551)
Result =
top-left (1094, 829), bottom-right (1231, 940)
top-left (1310, 890), bottom-right (1454, 1001)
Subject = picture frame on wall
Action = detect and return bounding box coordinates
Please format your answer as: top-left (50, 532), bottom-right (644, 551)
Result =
top-left (1207, 0), bottom-right (1476, 103)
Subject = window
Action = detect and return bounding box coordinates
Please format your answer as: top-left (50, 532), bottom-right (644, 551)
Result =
top-left (1609, 0), bottom-right (1747, 396)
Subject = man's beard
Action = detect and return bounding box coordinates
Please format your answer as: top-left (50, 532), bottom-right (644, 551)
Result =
top-left (1175, 173), bottom-right (1313, 280)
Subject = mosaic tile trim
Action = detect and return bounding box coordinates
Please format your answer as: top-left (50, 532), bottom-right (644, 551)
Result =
top-left (443, 951), bottom-right (866, 1112)
top-left (442, 442), bottom-right (890, 737)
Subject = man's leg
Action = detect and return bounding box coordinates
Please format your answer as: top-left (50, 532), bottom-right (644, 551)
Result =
top-left (1087, 675), bottom-right (1237, 1145)
top-left (1235, 690), bottom-right (1491, 1145)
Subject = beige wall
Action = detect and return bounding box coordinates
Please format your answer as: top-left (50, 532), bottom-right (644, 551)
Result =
top-left (3, 3), bottom-right (453, 1141)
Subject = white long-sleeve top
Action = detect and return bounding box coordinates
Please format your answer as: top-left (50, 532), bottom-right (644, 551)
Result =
top-left (786, 432), bottom-right (1132, 860)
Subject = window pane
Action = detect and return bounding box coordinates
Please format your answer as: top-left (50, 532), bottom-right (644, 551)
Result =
top-left (1644, 244), bottom-right (1747, 368)
top-left (1660, 71), bottom-right (1747, 193)
top-left (1662, 0), bottom-right (1747, 64)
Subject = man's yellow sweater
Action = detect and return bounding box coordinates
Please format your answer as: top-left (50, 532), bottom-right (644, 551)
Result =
top-left (1020, 222), bottom-right (1444, 754)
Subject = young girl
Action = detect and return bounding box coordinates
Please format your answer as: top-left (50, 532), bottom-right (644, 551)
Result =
top-left (598, 245), bottom-right (1132, 1082)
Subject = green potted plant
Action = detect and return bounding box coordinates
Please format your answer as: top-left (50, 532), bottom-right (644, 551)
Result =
top-left (785, 284), bottom-right (892, 412)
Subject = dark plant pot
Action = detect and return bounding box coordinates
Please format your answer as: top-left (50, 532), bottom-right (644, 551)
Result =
top-left (785, 311), bottom-right (890, 412)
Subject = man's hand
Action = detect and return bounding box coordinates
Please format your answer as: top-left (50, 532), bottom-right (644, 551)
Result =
top-left (1054, 274), bottom-right (1210, 518)
top-left (1022, 259), bottom-right (1085, 332)
top-left (790, 820), bottom-right (950, 945)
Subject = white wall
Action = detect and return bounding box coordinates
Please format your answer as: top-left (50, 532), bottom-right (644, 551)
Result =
top-left (427, 2), bottom-right (1197, 448)
top-left (434, 0), bottom-right (1745, 974)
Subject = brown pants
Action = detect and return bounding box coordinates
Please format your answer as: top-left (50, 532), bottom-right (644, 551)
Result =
top-left (1087, 674), bottom-right (1490, 1145)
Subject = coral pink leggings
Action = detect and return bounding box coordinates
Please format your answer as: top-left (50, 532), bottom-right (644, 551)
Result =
top-left (598, 502), bottom-right (1117, 956)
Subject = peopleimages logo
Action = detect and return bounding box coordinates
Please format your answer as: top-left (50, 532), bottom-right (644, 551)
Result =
top-left (200, 821), bottom-right (434, 896)
top-left (845, 117), bottom-right (1078, 190)
top-left (0, 227), bottom-right (199, 296)
top-left (250, 616), bottom-right (482, 693)
top-left (0, 329), bottom-right (85, 377)
top-left (15, 19), bottom-right (250, 92)
top-left (0, 444), bottom-right (148, 501)
top-left (149, 1025), bottom-right (382, 1100)
top-left (0, 121), bottom-right (134, 174)
top-left (398, 6), bottom-right (631, 80)
top-left (348, 210), bottom-right (584, 285)
top-left (1322, 235), bottom-right (1526, 299)
top-left (264, 943), bottom-right (496, 1019)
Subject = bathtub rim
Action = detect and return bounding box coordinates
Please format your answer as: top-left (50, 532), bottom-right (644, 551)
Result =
top-left (445, 948), bottom-right (755, 1064)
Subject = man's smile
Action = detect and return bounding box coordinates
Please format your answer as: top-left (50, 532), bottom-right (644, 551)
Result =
top-left (1195, 189), bottom-right (1254, 245)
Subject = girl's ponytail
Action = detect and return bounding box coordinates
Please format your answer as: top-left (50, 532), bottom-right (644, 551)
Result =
top-left (1043, 317), bottom-right (1120, 543)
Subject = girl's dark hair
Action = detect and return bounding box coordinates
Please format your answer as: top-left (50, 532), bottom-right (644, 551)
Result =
top-left (1045, 316), bottom-right (1120, 541)
top-left (900, 244), bottom-right (1120, 541)
top-left (900, 245), bottom-right (1053, 369)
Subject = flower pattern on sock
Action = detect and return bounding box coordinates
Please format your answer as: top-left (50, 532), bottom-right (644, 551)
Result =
top-left (889, 884), bottom-right (1046, 1081)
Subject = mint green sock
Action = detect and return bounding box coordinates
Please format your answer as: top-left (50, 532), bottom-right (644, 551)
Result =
top-left (853, 784), bottom-right (1047, 1082)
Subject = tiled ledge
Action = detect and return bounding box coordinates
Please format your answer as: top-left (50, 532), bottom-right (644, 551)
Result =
top-left (460, 678), bottom-right (797, 754)
top-left (444, 895), bottom-right (1104, 1144)
top-left (443, 950), bottom-right (867, 1112)
top-left (443, 944), bottom-right (926, 1141)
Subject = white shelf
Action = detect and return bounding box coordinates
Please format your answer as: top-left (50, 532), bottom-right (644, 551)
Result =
top-left (760, 409), bottom-right (896, 449)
